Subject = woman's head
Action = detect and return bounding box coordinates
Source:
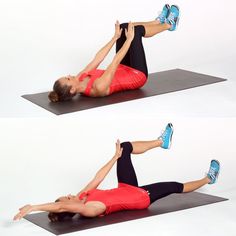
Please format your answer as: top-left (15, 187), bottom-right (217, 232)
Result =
top-left (48, 76), bottom-right (78, 102)
top-left (48, 195), bottom-right (77, 222)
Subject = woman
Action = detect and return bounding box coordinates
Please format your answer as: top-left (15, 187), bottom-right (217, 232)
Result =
top-left (48, 4), bottom-right (180, 102)
top-left (14, 123), bottom-right (220, 221)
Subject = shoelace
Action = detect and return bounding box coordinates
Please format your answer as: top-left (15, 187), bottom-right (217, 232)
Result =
top-left (160, 129), bottom-right (168, 141)
top-left (208, 167), bottom-right (217, 180)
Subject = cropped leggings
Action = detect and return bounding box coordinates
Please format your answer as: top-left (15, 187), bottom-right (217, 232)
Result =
top-left (116, 23), bottom-right (148, 77)
top-left (117, 142), bottom-right (184, 204)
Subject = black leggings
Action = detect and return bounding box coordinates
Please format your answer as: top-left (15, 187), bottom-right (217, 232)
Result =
top-left (116, 23), bottom-right (148, 77)
top-left (117, 142), bottom-right (184, 204)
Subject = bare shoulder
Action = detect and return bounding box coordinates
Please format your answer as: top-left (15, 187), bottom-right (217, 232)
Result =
top-left (82, 201), bottom-right (106, 217)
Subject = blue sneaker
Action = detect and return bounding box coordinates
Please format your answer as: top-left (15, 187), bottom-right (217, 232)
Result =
top-left (158, 123), bottom-right (174, 149)
top-left (207, 160), bottom-right (220, 184)
top-left (166, 5), bottom-right (180, 31)
top-left (156, 4), bottom-right (170, 24)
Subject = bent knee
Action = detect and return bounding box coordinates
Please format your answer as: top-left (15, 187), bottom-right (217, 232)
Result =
top-left (121, 142), bottom-right (133, 153)
top-left (120, 23), bottom-right (128, 29)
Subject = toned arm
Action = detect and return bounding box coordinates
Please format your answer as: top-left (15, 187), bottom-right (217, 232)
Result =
top-left (92, 23), bottom-right (134, 96)
top-left (77, 21), bottom-right (123, 75)
top-left (14, 201), bottom-right (103, 220)
top-left (13, 202), bottom-right (84, 220)
top-left (79, 36), bottom-right (117, 75)
top-left (77, 140), bottom-right (123, 196)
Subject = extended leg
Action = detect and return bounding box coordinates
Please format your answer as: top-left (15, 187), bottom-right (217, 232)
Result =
top-left (140, 182), bottom-right (184, 204)
top-left (140, 178), bottom-right (210, 204)
top-left (140, 168), bottom-right (218, 204)
top-left (184, 160), bottom-right (220, 192)
top-left (183, 177), bottom-right (211, 192)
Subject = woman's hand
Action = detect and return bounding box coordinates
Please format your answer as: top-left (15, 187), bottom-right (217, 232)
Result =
top-left (125, 22), bottom-right (135, 42)
top-left (114, 139), bottom-right (123, 159)
top-left (13, 204), bottom-right (33, 221)
top-left (113, 20), bottom-right (123, 40)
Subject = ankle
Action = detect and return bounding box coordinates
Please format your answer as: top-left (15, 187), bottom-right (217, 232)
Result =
top-left (164, 23), bottom-right (171, 30)
top-left (205, 176), bottom-right (211, 184)
top-left (157, 139), bottom-right (163, 147)
top-left (154, 19), bottom-right (161, 24)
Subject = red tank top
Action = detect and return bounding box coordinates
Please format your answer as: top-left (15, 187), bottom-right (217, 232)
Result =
top-left (78, 64), bottom-right (147, 96)
top-left (79, 183), bottom-right (150, 215)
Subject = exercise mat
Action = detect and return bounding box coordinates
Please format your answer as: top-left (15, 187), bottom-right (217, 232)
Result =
top-left (24, 192), bottom-right (228, 235)
top-left (22, 69), bottom-right (226, 115)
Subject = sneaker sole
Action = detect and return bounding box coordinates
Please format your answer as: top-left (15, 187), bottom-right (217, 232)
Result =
top-left (171, 4), bottom-right (179, 11)
top-left (167, 123), bottom-right (174, 149)
top-left (166, 4), bottom-right (171, 11)
top-left (168, 5), bottom-right (180, 31)
top-left (211, 159), bottom-right (220, 183)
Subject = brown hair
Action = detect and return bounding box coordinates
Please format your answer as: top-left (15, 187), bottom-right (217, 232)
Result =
top-left (48, 199), bottom-right (76, 222)
top-left (48, 80), bottom-right (76, 102)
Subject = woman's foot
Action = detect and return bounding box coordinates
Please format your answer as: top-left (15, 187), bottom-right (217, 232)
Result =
top-left (156, 4), bottom-right (170, 24)
top-left (207, 160), bottom-right (220, 184)
top-left (158, 123), bottom-right (174, 149)
top-left (166, 5), bottom-right (180, 31)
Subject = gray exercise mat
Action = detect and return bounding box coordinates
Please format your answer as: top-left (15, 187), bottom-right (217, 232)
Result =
top-left (24, 192), bottom-right (228, 235)
top-left (22, 69), bottom-right (226, 115)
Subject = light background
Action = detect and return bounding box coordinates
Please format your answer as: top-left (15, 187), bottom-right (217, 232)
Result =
top-left (0, 0), bottom-right (235, 117)
top-left (0, 118), bottom-right (236, 236)
top-left (0, 0), bottom-right (236, 235)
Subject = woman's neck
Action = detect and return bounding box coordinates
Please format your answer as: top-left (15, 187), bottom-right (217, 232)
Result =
top-left (76, 77), bottom-right (90, 93)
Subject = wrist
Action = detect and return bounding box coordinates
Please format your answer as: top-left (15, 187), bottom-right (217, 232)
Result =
top-left (112, 36), bottom-right (118, 41)
top-left (31, 205), bottom-right (36, 212)
top-left (126, 38), bottom-right (133, 44)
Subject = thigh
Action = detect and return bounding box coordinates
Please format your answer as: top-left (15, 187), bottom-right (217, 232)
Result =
top-left (116, 23), bottom-right (128, 53)
top-left (116, 142), bottom-right (138, 187)
top-left (116, 23), bottom-right (130, 67)
top-left (140, 182), bottom-right (184, 204)
top-left (129, 25), bottom-right (148, 76)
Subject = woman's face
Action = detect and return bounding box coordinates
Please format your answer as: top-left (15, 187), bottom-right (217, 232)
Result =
top-left (58, 75), bottom-right (77, 90)
top-left (58, 194), bottom-right (78, 202)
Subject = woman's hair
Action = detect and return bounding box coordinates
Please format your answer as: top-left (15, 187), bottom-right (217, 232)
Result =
top-left (48, 80), bottom-right (76, 102)
top-left (48, 199), bottom-right (76, 222)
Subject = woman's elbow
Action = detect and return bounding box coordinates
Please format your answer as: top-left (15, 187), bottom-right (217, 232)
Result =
top-left (93, 84), bottom-right (109, 97)
top-left (57, 203), bottom-right (66, 213)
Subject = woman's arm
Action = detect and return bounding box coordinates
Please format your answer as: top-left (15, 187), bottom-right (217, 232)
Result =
top-left (78, 21), bottom-right (123, 75)
top-left (13, 201), bottom-right (87, 220)
top-left (92, 22), bottom-right (135, 96)
top-left (13, 201), bottom-right (103, 220)
top-left (77, 140), bottom-right (123, 196)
